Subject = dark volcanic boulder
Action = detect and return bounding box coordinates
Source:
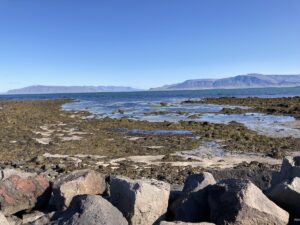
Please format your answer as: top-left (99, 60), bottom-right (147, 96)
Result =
top-left (0, 174), bottom-right (50, 215)
top-left (208, 179), bottom-right (289, 225)
top-left (170, 172), bottom-right (216, 222)
top-left (50, 195), bottom-right (128, 225)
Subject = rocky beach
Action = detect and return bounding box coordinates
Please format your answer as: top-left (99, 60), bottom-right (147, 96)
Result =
top-left (2, 0), bottom-right (300, 223)
top-left (0, 96), bottom-right (299, 224)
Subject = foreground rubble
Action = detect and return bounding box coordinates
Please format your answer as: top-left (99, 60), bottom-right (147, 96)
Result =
top-left (0, 157), bottom-right (300, 225)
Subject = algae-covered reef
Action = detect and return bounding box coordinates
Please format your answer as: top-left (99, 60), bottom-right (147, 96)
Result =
top-left (0, 98), bottom-right (299, 184)
top-left (0, 99), bottom-right (299, 161)
top-left (201, 96), bottom-right (300, 118)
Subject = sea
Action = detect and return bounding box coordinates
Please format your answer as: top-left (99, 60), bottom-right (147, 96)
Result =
top-left (1, 87), bottom-right (300, 138)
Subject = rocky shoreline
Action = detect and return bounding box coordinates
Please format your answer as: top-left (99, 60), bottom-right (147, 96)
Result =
top-left (0, 156), bottom-right (299, 225)
top-left (0, 97), bottom-right (299, 224)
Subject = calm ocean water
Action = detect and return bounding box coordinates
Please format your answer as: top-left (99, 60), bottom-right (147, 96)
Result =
top-left (1, 87), bottom-right (300, 101)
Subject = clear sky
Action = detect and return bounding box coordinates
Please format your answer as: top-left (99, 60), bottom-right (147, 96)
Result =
top-left (0, 0), bottom-right (300, 92)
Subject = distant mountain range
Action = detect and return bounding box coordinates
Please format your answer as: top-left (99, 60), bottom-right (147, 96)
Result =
top-left (7, 85), bottom-right (142, 94)
top-left (5, 74), bottom-right (300, 94)
top-left (151, 74), bottom-right (300, 90)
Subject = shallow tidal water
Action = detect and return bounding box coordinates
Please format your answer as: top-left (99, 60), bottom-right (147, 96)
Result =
top-left (61, 92), bottom-right (299, 138)
top-left (1, 87), bottom-right (300, 138)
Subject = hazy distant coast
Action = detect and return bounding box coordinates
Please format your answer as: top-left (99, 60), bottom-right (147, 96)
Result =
top-left (6, 74), bottom-right (300, 94)
top-left (6, 85), bottom-right (142, 94)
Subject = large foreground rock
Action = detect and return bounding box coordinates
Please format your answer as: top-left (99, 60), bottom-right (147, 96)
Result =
top-left (50, 195), bottom-right (128, 225)
top-left (110, 176), bottom-right (170, 225)
top-left (50, 169), bottom-right (106, 210)
top-left (208, 179), bottom-right (289, 225)
top-left (171, 172), bottom-right (216, 222)
top-left (0, 174), bottom-right (50, 215)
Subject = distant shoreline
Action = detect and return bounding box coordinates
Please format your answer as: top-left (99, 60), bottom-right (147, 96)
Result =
top-left (1, 86), bottom-right (300, 97)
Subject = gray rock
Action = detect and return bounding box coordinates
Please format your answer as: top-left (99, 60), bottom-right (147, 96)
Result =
top-left (50, 195), bottom-right (128, 225)
top-left (182, 173), bottom-right (216, 194)
top-left (0, 212), bottom-right (10, 225)
top-left (208, 179), bottom-right (289, 225)
top-left (110, 176), bottom-right (170, 225)
top-left (171, 172), bottom-right (216, 222)
top-left (6, 215), bottom-right (22, 225)
top-left (28, 213), bottom-right (54, 225)
top-left (267, 176), bottom-right (300, 217)
top-left (50, 169), bottom-right (106, 210)
top-left (272, 156), bottom-right (300, 187)
top-left (0, 168), bottom-right (35, 181)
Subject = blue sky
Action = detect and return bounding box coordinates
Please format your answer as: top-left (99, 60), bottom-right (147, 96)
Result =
top-left (0, 0), bottom-right (300, 92)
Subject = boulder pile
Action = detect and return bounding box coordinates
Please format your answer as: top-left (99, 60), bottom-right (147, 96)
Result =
top-left (0, 157), bottom-right (300, 224)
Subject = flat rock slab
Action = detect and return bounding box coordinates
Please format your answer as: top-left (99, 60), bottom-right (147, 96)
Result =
top-left (0, 175), bottom-right (50, 215)
top-left (50, 169), bottom-right (106, 210)
top-left (110, 176), bottom-right (170, 225)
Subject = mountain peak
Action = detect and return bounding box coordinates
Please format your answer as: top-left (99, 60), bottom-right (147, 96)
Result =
top-left (151, 74), bottom-right (300, 91)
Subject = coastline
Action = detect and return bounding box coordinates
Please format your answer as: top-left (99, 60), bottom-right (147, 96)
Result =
top-left (0, 97), bottom-right (299, 186)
